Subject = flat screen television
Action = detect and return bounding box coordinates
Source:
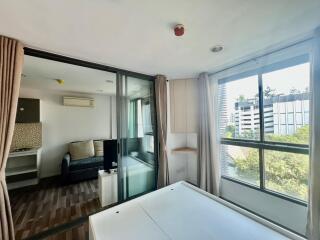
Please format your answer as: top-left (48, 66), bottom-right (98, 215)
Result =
top-left (103, 140), bottom-right (118, 172)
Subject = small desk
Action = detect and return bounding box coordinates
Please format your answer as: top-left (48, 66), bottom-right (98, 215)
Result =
top-left (98, 170), bottom-right (118, 207)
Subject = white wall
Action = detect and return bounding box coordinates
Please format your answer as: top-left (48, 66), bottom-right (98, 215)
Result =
top-left (167, 133), bottom-right (198, 185)
top-left (19, 87), bottom-right (116, 178)
top-left (167, 80), bottom-right (198, 185)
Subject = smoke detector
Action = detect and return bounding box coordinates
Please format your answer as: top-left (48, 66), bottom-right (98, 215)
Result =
top-left (174, 24), bottom-right (185, 36)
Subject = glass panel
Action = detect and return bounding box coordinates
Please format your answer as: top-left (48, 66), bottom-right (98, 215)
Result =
top-left (143, 135), bottom-right (154, 153)
top-left (287, 113), bottom-right (294, 124)
top-left (303, 100), bottom-right (309, 112)
top-left (280, 113), bottom-right (286, 124)
top-left (287, 102), bottom-right (294, 113)
top-left (296, 100), bottom-right (303, 112)
top-left (296, 112), bottom-right (302, 124)
top-left (263, 63), bottom-right (310, 144)
top-left (265, 150), bottom-right (309, 201)
top-left (219, 75), bottom-right (259, 140)
top-left (280, 125), bottom-right (287, 135)
top-left (273, 114), bottom-right (278, 124)
top-left (288, 125), bottom-right (295, 135)
top-left (118, 75), bottom-right (157, 201)
top-left (304, 112), bottom-right (309, 125)
top-left (221, 145), bottom-right (259, 186)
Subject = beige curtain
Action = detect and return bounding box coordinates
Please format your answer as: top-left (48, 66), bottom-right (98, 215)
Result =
top-left (155, 75), bottom-right (169, 188)
top-left (0, 36), bottom-right (24, 240)
top-left (197, 72), bottom-right (220, 196)
top-left (307, 26), bottom-right (320, 240)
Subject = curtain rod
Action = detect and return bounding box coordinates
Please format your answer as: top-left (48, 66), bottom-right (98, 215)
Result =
top-left (209, 36), bottom-right (313, 77)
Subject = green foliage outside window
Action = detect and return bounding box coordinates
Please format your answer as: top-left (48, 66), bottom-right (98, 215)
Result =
top-left (265, 125), bottom-right (309, 145)
top-left (226, 125), bottom-right (309, 201)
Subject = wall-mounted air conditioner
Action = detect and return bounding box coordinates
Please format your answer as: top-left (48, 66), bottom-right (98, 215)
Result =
top-left (63, 96), bottom-right (95, 107)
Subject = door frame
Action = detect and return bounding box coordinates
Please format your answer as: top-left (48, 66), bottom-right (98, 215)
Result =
top-left (20, 47), bottom-right (159, 239)
top-left (24, 47), bottom-right (154, 80)
top-left (116, 72), bottom-right (159, 202)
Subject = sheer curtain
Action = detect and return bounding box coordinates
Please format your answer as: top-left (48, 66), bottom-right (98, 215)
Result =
top-left (197, 72), bottom-right (220, 196)
top-left (307, 26), bottom-right (320, 240)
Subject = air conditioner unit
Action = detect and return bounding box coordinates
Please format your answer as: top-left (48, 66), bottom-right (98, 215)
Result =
top-left (63, 96), bottom-right (95, 107)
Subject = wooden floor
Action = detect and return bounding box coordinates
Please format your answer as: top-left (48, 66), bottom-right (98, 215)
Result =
top-left (9, 178), bottom-right (101, 240)
top-left (42, 222), bottom-right (89, 240)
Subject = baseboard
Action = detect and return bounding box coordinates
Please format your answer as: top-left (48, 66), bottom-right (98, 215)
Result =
top-left (39, 171), bottom-right (60, 179)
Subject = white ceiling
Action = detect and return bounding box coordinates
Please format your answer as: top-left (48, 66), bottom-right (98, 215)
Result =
top-left (1, 0), bottom-right (320, 79)
top-left (22, 55), bottom-right (152, 97)
top-left (22, 55), bottom-right (117, 95)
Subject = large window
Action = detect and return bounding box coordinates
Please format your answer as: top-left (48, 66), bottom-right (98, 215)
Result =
top-left (219, 56), bottom-right (310, 202)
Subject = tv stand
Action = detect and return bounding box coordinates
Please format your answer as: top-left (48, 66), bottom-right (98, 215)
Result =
top-left (98, 170), bottom-right (118, 207)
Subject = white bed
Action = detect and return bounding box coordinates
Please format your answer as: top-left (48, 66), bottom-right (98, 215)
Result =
top-left (89, 181), bottom-right (304, 240)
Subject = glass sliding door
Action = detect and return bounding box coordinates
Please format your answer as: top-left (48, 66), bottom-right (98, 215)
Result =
top-left (117, 73), bottom-right (157, 201)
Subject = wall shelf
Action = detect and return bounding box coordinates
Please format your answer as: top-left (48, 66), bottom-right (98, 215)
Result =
top-left (6, 166), bottom-right (38, 176)
top-left (171, 147), bottom-right (197, 154)
top-left (6, 148), bottom-right (41, 190)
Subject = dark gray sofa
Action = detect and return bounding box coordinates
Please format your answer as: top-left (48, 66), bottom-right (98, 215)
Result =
top-left (61, 153), bottom-right (104, 184)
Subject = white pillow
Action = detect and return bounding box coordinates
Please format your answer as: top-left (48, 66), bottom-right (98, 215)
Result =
top-left (94, 140), bottom-right (104, 157)
top-left (69, 140), bottom-right (94, 160)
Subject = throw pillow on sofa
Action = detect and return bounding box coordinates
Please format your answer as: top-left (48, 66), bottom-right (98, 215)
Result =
top-left (69, 140), bottom-right (94, 160)
top-left (94, 140), bottom-right (104, 157)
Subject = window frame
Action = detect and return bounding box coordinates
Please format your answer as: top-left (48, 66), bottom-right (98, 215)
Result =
top-left (219, 54), bottom-right (309, 206)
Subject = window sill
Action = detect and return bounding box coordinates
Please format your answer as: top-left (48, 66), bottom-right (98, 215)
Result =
top-left (221, 176), bottom-right (307, 207)
top-left (220, 196), bottom-right (307, 239)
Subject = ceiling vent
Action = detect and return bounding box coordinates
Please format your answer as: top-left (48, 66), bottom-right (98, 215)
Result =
top-left (63, 96), bottom-right (95, 107)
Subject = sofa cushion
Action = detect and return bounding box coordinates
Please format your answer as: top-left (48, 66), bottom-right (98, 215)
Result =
top-left (69, 140), bottom-right (94, 160)
top-left (94, 140), bottom-right (104, 157)
top-left (68, 156), bottom-right (104, 171)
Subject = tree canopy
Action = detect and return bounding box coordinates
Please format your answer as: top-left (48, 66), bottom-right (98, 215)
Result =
top-left (226, 125), bottom-right (309, 201)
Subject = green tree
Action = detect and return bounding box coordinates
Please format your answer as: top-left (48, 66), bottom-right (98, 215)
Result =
top-left (238, 95), bottom-right (246, 102)
top-left (255, 86), bottom-right (276, 99)
top-left (264, 86), bottom-right (276, 98)
top-left (233, 125), bottom-right (309, 200)
top-left (265, 125), bottom-right (309, 144)
top-left (225, 125), bottom-right (235, 138)
top-left (290, 87), bottom-right (301, 94)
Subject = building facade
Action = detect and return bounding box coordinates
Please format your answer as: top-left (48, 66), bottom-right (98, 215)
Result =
top-left (234, 93), bottom-right (309, 138)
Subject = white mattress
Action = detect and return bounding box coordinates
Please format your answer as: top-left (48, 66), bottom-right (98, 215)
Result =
top-left (89, 181), bottom-right (302, 240)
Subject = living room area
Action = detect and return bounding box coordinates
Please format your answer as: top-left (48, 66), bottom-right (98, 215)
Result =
top-left (7, 52), bottom-right (157, 239)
